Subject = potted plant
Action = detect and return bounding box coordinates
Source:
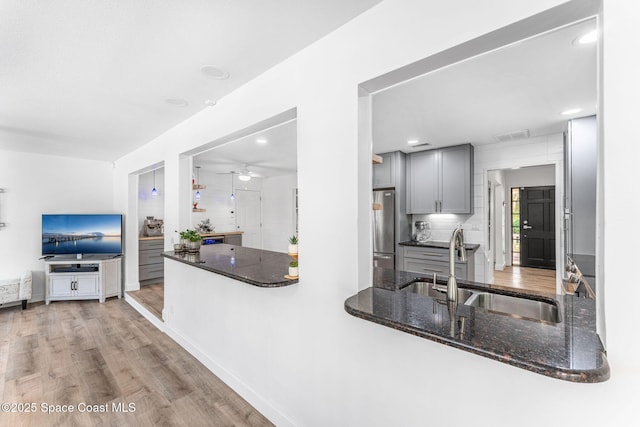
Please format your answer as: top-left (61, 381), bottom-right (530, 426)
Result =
top-left (177, 229), bottom-right (202, 252)
top-left (288, 235), bottom-right (298, 254)
top-left (288, 260), bottom-right (298, 277)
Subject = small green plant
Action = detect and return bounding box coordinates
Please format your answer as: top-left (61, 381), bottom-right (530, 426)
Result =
top-left (289, 235), bottom-right (298, 244)
top-left (177, 229), bottom-right (201, 242)
top-left (289, 261), bottom-right (298, 268)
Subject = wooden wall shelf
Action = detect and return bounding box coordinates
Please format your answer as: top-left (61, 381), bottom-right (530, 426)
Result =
top-left (192, 208), bottom-right (206, 212)
top-left (192, 184), bottom-right (206, 190)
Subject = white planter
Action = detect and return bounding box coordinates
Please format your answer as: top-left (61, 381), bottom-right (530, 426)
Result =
top-left (288, 244), bottom-right (298, 254)
top-left (288, 266), bottom-right (298, 277)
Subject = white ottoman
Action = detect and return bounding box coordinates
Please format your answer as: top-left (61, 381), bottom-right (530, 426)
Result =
top-left (0, 271), bottom-right (32, 309)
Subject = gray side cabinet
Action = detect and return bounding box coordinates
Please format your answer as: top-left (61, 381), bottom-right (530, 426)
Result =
top-left (225, 234), bottom-right (242, 246)
top-left (406, 144), bottom-right (473, 214)
top-left (399, 245), bottom-right (474, 281)
top-left (139, 239), bottom-right (164, 281)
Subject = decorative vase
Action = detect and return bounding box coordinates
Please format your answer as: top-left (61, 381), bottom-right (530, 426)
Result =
top-left (187, 240), bottom-right (201, 253)
top-left (288, 266), bottom-right (298, 277)
top-left (288, 244), bottom-right (298, 254)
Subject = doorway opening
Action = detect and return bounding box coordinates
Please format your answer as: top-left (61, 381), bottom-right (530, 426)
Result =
top-left (517, 185), bottom-right (556, 270)
top-left (511, 187), bottom-right (521, 266)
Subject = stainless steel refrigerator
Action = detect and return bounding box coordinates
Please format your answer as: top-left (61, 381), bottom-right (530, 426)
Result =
top-left (373, 189), bottom-right (395, 269)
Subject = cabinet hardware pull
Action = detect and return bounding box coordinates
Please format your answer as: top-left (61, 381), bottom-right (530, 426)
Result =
top-left (434, 200), bottom-right (437, 212)
top-left (425, 268), bottom-right (444, 272)
top-left (422, 253), bottom-right (444, 257)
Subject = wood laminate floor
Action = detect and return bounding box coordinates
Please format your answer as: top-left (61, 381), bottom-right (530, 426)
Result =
top-left (0, 299), bottom-right (273, 427)
top-left (493, 266), bottom-right (556, 296)
top-left (127, 282), bottom-right (164, 321)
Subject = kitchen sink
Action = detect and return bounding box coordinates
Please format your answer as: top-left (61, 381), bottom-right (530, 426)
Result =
top-left (400, 281), bottom-right (474, 302)
top-left (464, 292), bottom-right (560, 324)
top-left (400, 279), bottom-right (560, 324)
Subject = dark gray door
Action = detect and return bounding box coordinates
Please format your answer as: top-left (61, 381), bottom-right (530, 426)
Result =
top-left (520, 186), bottom-right (555, 269)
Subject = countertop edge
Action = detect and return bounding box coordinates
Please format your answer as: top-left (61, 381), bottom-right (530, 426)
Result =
top-left (162, 251), bottom-right (298, 288)
top-left (344, 293), bottom-right (610, 383)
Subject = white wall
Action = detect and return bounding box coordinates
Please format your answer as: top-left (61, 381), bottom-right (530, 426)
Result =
top-left (112, 1), bottom-right (640, 426)
top-left (0, 150), bottom-right (114, 301)
top-left (138, 167), bottom-right (164, 232)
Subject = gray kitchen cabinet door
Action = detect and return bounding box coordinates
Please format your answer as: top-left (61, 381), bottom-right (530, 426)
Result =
top-left (373, 152), bottom-right (394, 189)
top-left (407, 149), bottom-right (439, 213)
top-left (440, 144), bottom-right (473, 213)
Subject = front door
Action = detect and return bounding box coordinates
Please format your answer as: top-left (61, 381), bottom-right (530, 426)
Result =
top-left (520, 186), bottom-right (555, 269)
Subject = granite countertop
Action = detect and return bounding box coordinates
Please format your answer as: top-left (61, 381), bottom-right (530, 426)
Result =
top-left (344, 268), bottom-right (609, 383)
top-left (162, 243), bottom-right (297, 288)
top-left (399, 240), bottom-right (480, 251)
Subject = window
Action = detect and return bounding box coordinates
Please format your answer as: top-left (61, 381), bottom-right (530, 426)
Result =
top-left (511, 188), bottom-right (521, 265)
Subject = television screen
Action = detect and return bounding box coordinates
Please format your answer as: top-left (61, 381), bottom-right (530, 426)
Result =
top-left (42, 214), bottom-right (122, 256)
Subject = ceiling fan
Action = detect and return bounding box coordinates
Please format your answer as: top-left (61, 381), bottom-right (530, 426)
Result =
top-left (216, 164), bottom-right (263, 181)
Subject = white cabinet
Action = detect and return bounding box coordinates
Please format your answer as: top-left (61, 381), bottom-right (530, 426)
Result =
top-left (407, 144), bottom-right (474, 214)
top-left (45, 257), bottom-right (121, 304)
top-left (49, 274), bottom-right (99, 299)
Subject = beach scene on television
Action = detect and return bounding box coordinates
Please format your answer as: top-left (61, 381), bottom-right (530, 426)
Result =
top-left (42, 214), bottom-right (122, 255)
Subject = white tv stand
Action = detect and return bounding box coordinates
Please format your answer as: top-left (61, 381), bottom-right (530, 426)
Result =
top-left (44, 256), bottom-right (122, 304)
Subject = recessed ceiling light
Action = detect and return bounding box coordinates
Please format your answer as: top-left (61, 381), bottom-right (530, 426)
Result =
top-left (165, 97), bottom-right (188, 107)
top-left (574, 29), bottom-right (597, 45)
top-left (407, 139), bottom-right (419, 145)
top-left (256, 139), bottom-right (268, 144)
top-left (204, 99), bottom-right (217, 107)
top-left (561, 108), bottom-right (582, 115)
top-left (201, 65), bottom-right (230, 80)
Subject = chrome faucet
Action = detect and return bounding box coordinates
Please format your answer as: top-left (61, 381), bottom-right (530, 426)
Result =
top-left (447, 225), bottom-right (466, 303)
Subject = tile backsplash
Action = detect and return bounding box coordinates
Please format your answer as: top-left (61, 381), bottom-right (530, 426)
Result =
top-left (411, 214), bottom-right (479, 243)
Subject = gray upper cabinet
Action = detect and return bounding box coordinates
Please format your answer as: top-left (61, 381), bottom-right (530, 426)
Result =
top-left (373, 151), bottom-right (407, 189)
top-left (407, 149), bottom-right (439, 213)
top-left (407, 144), bottom-right (474, 214)
top-left (373, 152), bottom-right (394, 188)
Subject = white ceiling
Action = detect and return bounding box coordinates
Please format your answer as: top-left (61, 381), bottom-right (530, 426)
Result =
top-left (372, 19), bottom-right (597, 154)
top-left (0, 0), bottom-right (381, 161)
top-left (194, 119), bottom-right (297, 178)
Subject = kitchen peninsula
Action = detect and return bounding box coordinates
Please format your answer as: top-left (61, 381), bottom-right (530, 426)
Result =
top-left (344, 268), bottom-right (609, 383)
top-left (162, 243), bottom-right (297, 287)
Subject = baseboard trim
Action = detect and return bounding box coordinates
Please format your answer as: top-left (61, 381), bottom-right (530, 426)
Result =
top-left (124, 294), bottom-right (165, 332)
top-left (163, 324), bottom-right (297, 427)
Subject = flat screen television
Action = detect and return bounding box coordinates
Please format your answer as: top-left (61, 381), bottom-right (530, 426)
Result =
top-left (42, 214), bottom-right (123, 256)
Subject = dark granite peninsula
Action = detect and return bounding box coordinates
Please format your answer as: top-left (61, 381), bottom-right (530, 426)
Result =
top-left (163, 243), bottom-right (298, 287)
top-left (345, 268), bottom-right (609, 383)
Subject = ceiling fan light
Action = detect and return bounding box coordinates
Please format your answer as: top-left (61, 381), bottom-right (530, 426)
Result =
top-left (238, 174), bottom-right (251, 181)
